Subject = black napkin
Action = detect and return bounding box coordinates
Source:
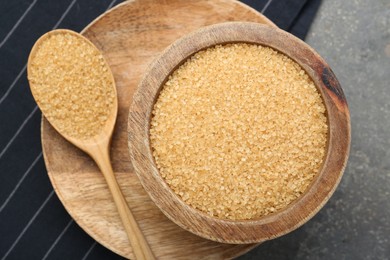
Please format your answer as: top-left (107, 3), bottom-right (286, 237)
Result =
top-left (0, 0), bottom-right (321, 259)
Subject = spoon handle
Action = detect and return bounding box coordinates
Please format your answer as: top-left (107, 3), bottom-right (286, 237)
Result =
top-left (89, 142), bottom-right (155, 260)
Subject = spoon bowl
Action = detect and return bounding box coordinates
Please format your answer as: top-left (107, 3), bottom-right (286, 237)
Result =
top-left (28, 29), bottom-right (154, 260)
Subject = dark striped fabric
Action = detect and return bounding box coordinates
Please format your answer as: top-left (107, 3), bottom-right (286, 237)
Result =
top-left (0, 0), bottom-right (321, 259)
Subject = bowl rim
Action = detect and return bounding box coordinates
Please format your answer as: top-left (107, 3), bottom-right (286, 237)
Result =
top-left (128, 22), bottom-right (351, 244)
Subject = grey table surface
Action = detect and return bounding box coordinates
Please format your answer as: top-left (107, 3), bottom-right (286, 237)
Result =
top-left (240, 0), bottom-right (390, 259)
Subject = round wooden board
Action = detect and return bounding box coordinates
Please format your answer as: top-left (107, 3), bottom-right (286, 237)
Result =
top-left (41, 0), bottom-right (275, 259)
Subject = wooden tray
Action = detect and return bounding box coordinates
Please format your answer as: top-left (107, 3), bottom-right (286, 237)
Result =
top-left (41, 0), bottom-right (275, 259)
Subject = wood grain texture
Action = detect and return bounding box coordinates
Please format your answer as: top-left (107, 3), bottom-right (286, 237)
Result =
top-left (128, 22), bottom-right (351, 244)
top-left (41, 1), bottom-right (275, 259)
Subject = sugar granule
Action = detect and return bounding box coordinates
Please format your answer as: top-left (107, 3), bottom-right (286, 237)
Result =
top-left (28, 32), bottom-right (115, 139)
top-left (150, 43), bottom-right (328, 220)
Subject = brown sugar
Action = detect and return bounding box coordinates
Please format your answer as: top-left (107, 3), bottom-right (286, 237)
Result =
top-left (28, 32), bottom-right (115, 139)
top-left (150, 43), bottom-right (328, 220)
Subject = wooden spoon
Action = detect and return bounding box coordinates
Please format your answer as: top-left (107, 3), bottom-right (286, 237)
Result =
top-left (27, 29), bottom-right (155, 260)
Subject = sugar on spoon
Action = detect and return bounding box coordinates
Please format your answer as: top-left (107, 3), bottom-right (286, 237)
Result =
top-left (27, 29), bottom-right (155, 260)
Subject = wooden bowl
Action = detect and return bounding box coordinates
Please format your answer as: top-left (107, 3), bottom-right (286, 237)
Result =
top-left (128, 22), bottom-right (350, 244)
